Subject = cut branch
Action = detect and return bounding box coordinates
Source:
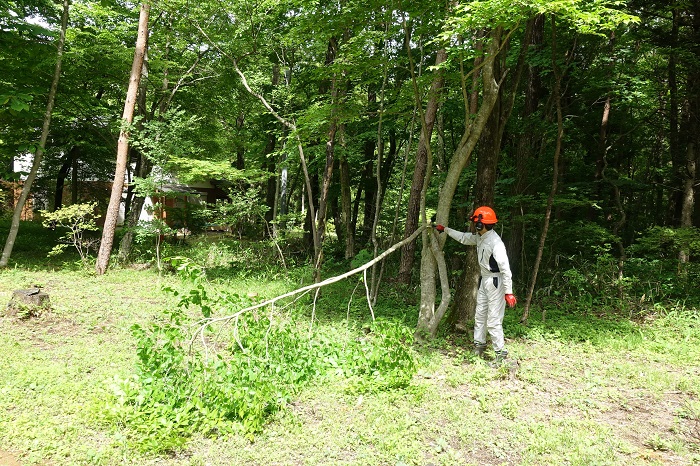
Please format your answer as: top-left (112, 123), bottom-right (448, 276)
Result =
top-left (190, 226), bottom-right (426, 343)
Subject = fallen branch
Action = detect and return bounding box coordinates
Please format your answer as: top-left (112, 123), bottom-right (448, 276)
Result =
top-left (190, 226), bottom-right (426, 345)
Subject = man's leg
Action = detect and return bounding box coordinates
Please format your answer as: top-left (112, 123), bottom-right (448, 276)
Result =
top-left (473, 283), bottom-right (488, 356)
top-left (486, 279), bottom-right (507, 356)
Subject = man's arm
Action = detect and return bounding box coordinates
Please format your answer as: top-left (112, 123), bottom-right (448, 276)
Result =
top-left (493, 241), bottom-right (513, 294)
top-left (443, 227), bottom-right (477, 245)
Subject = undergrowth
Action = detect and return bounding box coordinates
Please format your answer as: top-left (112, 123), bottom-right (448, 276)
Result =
top-left (99, 259), bottom-right (417, 453)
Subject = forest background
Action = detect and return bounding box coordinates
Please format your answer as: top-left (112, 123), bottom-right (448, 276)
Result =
top-left (1, 0), bottom-right (700, 464)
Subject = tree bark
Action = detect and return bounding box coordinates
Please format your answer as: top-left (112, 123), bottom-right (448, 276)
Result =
top-left (263, 127), bottom-right (277, 234)
top-left (450, 103), bottom-right (501, 329)
top-left (53, 146), bottom-right (79, 210)
top-left (339, 156), bottom-right (354, 259)
top-left (397, 48), bottom-right (447, 285)
top-left (678, 110), bottom-right (698, 265)
top-left (679, 1), bottom-right (700, 263)
top-left (95, 2), bottom-right (150, 275)
top-left (449, 24), bottom-right (531, 330)
top-left (0, 0), bottom-right (69, 268)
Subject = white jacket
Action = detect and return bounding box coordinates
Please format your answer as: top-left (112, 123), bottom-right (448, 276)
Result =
top-left (443, 227), bottom-right (514, 294)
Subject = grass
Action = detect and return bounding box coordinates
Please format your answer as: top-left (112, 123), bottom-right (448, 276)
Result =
top-left (0, 220), bottom-right (699, 465)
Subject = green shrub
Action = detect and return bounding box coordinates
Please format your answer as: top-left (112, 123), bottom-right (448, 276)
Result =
top-left (40, 202), bottom-right (100, 261)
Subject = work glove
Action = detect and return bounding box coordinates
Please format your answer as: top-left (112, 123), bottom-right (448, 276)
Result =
top-left (435, 224), bottom-right (445, 232)
top-left (505, 294), bottom-right (517, 308)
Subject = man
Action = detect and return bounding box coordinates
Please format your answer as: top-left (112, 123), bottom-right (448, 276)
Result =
top-left (436, 206), bottom-right (517, 364)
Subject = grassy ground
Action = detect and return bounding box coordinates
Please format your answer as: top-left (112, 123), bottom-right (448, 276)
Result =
top-left (0, 223), bottom-right (699, 465)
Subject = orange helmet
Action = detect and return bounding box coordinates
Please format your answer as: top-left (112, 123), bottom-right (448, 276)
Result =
top-left (471, 206), bottom-right (498, 225)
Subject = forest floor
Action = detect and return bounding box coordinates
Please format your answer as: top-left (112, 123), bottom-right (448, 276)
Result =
top-left (1, 264), bottom-right (699, 466)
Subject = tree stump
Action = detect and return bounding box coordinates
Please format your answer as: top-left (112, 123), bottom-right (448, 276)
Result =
top-left (4, 288), bottom-right (51, 319)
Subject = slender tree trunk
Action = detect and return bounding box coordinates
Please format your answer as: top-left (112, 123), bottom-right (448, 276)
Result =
top-left (53, 146), bottom-right (78, 210)
top-left (263, 130), bottom-right (277, 235)
top-left (123, 49), bottom-right (149, 222)
top-left (521, 16), bottom-right (564, 324)
top-left (117, 153), bottom-right (152, 262)
top-left (236, 113), bottom-right (246, 170)
top-left (120, 23), bottom-right (195, 261)
top-left (340, 156), bottom-right (354, 259)
top-left (263, 68), bottom-right (279, 234)
top-left (71, 155), bottom-right (79, 204)
top-left (315, 89), bottom-right (338, 274)
top-left (95, 2), bottom-right (150, 275)
top-left (397, 48), bottom-right (447, 284)
top-left (417, 29), bottom-right (503, 338)
top-left (278, 146), bottom-right (289, 232)
top-left (360, 140), bottom-right (376, 245)
top-left (0, 0), bottom-right (69, 268)
top-left (668, 8), bottom-right (682, 226)
top-left (509, 15), bottom-right (544, 275)
top-left (449, 25), bottom-right (529, 330)
top-left (369, 34), bottom-right (391, 303)
top-left (597, 31), bottom-right (627, 289)
top-left (450, 102), bottom-right (501, 329)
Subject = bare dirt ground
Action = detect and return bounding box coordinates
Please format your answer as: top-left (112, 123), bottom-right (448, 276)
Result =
top-left (0, 450), bottom-right (22, 466)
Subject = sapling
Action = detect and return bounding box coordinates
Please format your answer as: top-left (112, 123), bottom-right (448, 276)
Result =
top-left (41, 202), bottom-right (100, 261)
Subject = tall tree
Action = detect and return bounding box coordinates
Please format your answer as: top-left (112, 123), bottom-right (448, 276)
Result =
top-left (95, 1), bottom-right (150, 275)
top-left (0, 0), bottom-right (69, 268)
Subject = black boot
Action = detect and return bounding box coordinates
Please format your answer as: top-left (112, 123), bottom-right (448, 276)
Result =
top-left (490, 349), bottom-right (508, 367)
top-left (474, 342), bottom-right (487, 358)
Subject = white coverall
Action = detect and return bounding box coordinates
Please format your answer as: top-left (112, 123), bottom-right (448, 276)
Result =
top-left (443, 227), bottom-right (513, 352)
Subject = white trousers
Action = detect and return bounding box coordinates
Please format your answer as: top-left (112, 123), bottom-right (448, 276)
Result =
top-left (474, 275), bottom-right (506, 352)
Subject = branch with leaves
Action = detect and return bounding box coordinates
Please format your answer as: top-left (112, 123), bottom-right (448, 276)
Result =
top-left (189, 226), bottom-right (426, 349)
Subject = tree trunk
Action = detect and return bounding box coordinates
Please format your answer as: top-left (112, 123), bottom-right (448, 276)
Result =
top-left (449, 24), bottom-right (531, 331)
top-left (508, 15), bottom-right (544, 275)
top-left (315, 91), bottom-right (338, 270)
top-left (117, 153), bottom-right (153, 262)
top-left (417, 29), bottom-right (503, 338)
top-left (95, 2), bottom-right (149, 275)
top-left (397, 48), bottom-right (447, 284)
top-left (0, 0), bottom-right (69, 268)
top-left (679, 2), bottom-right (700, 262)
top-left (263, 130), bottom-right (277, 234)
top-left (53, 146), bottom-right (79, 210)
top-left (339, 156), bottom-right (354, 259)
top-left (123, 49), bottom-right (149, 222)
top-left (71, 155), bottom-right (79, 204)
top-left (521, 16), bottom-right (564, 324)
top-left (360, 140), bottom-right (376, 246)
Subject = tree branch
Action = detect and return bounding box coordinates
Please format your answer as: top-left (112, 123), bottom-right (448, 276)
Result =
top-left (190, 226), bottom-right (426, 343)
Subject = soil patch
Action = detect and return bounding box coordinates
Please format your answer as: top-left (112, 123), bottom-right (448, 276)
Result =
top-left (0, 450), bottom-right (21, 466)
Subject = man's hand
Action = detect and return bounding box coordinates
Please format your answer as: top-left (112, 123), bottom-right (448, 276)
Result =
top-left (435, 224), bottom-right (445, 232)
top-left (505, 294), bottom-right (517, 308)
